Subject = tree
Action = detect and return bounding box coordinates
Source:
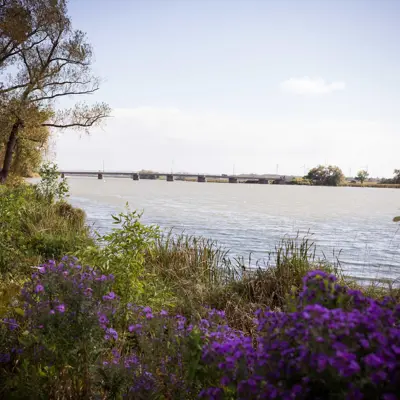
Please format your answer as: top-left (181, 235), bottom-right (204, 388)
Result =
top-left (0, 104), bottom-right (51, 176)
top-left (356, 170), bottom-right (369, 184)
top-left (394, 169), bottom-right (400, 184)
top-left (0, 0), bottom-right (110, 182)
top-left (306, 165), bottom-right (344, 186)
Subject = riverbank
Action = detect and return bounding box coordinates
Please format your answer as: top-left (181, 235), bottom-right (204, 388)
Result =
top-left (1, 182), bottom-right (399, 398)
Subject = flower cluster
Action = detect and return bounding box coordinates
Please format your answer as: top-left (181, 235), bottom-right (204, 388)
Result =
top-left (1, 262), bottom-right (399, 399)
top-left (201, 271), bottom-right (400, 399)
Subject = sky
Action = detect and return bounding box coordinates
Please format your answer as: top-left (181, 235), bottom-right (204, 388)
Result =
top-left (54, 0), bottom-right (400, 177)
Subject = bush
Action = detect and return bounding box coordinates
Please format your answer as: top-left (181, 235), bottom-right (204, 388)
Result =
top-left (35, 162), bottom-right (69, 202)
top-left (2, 262), bottom-right (398, 399)
top-left (0, 258), bottom-right (116, 398)
top-left (76, 210), bottom-right (174, 309)
top-left (201, 271), bottom-right (400, 399)
top-left (0, 184), bottom-right (91, 277)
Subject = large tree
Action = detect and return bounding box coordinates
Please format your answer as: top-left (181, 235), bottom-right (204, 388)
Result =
top-left (0, 0), bottom-right (110, 182)
top-left (306, 165), bottom-right (345, 186)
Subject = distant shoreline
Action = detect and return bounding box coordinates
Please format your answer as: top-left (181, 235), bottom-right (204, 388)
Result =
top-left (59, 175), bottom-right (400, 188)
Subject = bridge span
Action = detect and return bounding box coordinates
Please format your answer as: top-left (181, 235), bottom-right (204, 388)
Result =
top-left (59, 171), bottom-right (294, 184)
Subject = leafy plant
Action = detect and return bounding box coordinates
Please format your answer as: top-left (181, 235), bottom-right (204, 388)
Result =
top-left (76, 209), bottom-right (174, 308)
top-left (36, 162), bottom-right (69, 202)
top-left (0, 184), bottom-right (91, 277)
top-left (2, 263), bottom-right (398, 399)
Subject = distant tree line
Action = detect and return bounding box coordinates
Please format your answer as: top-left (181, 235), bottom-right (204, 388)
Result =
top-left (380, 170), bottom-right (400, 184)
top-left (298, 165), bottom-right (400, 187)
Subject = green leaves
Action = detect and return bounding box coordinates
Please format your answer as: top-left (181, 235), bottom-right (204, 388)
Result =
top-left (393, 216), bottom-right (400, 222)
top-left (35, 162), bottom-right (69, 202)
top-left (306, 165), bottom-right (345, 186)
top-left (75, 209), bottom-right (173, 308)
top-left (356, 170), bottom-right (369, 184)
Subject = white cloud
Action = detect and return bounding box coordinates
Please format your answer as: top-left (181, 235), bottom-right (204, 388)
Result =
top-left (281, 77), bottom-right (346, 95)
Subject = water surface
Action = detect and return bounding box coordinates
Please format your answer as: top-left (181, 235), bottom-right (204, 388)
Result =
top-left (66, 177), bottom-right (400, 281)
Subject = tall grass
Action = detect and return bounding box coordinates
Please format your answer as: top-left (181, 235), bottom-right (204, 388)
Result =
top-left (0, 184), bottom-right (92, 277)
top-left (145, 231), bottom-right (342, 332)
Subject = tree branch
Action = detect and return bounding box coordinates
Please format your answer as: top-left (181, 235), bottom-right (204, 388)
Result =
top-left (0, 81), bottom-right (30, 94)
top-left (0, 29), bottom-right (46, 66)
top-left (20, 51), bottom-right (33, 82)
top-left (39, 80), bottom-right (93, 89)
top-left (50, 57), bottom-right (90, 66)
top-left (42, 118), bottom-right (105, 129)
top-left (29, 87), bottom-right (99, 102)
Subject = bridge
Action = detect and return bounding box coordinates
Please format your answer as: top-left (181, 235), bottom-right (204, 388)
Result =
top-left (59, 171), bottom-right (294, 184)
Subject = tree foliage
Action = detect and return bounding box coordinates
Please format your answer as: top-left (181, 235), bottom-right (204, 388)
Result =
top-left (306, 165), bottom-right (345, 186)
top-left (356, 169), bottom-right (369, 184)
top-left (393, 169), bottom-right (400, 184)
top-left (36, 161), bottom-right (69, 202)
top-left (0, 104), bottom-right (51, 176)
top-left (0, 0), bottom-right (110, 182)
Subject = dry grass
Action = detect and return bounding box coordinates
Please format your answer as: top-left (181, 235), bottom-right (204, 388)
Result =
top-left (344, 182), bottom-right (400, 189)
top-left (145, 232), bottom-right (345, 333)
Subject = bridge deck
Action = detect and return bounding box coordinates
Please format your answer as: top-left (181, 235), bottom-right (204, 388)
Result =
top-left (60, 171), bottom-right (287, 180)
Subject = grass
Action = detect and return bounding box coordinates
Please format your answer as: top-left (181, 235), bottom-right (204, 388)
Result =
top-left (1, 182), bottom-right (399, 333)
top-left (343, 182), bottom-right (400, 188)
top-left (144, 231), bottom-right (350, 333)
top-left (0, 184), bottom-right (92, 278)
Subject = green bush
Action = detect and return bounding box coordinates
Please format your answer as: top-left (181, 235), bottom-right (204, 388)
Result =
top-left (0, 184), bottom-right (92, 278)
top-left (35, 162), bottom-right (69, 202)
top-left (76, 210), bottom-right (174, 309)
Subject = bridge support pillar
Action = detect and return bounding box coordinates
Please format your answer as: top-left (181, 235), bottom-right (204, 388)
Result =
top-left (166, 174), bottom-right (174, 182)
top-left (258, 178), bottom-right (268, 184)
top-left (98, 173), bottom-right (103, 180)
top-left (61, 172), bottom-right (65, 179)
top-left (132, 173), bottom-right (140, 181)
top-left (229, 177), bottom-right (237, 183)
top-left (197, 175), bottom-right (206, 183)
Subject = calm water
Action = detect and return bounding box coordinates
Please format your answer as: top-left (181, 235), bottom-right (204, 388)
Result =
top-left (66, 177), bottom-right (400, 281)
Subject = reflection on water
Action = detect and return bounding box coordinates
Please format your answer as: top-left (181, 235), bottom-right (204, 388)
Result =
top-left (65, 177), bottom-right (400, 281)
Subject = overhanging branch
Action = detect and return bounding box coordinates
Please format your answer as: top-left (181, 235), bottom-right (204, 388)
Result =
top-left (29, 87), bottom-right (99, 102)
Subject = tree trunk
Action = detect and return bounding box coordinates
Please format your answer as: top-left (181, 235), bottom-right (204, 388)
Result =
top-left (0, 121), bottom-right (21, 183)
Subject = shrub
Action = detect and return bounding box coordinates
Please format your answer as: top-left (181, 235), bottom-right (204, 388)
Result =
top-left (0, 258), bottom-right (116, 398)
top-left (201, 271), bottom-right (400, 399)
top-left (76, 210), bottom-right (174, 309)
top-left (35, 162), bottom-right (69, 202)
top-left (0, 184), bottom-right (91, 277)
top-left (1, 262), bottom-right (398, 399)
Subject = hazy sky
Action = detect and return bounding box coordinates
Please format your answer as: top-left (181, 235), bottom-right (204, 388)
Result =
top-left (55, 0), bottom-right (400, 177)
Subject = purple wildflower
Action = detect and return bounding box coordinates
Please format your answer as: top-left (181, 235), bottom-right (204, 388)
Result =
top-left (55, 304), bottom-right (65, 313)
top-left (35, 284), bottom-right (44, 293)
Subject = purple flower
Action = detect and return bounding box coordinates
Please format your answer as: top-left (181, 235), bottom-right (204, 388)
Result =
top-left (160, 309), bottom-right (168, 316)
top-left (105, 328), bottom-right (118, 340)
top-left (55, 304), bottom-right (65, 313)
top-left (364, 353), bottom-right (383, 368)
top-left (98, 314), bottom-right (109, 324)
top-left (3, 318), bottom-right (18, 331)
top-left (35, 284), bottom-right (44, 293)
top-left (0, 353), bottom-right (11, 363)
top-left (128, 324), bottom-right (142, 333)
top-left (102, 291), bottom-right (116, 301)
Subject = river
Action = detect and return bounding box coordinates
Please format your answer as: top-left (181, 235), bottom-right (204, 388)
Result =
top-left (66, 177), bottom-right (400, 282)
